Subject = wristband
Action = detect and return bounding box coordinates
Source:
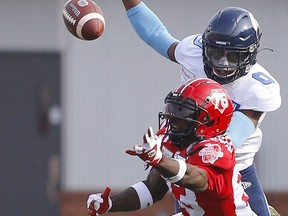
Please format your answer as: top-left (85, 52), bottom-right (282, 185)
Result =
top-left (131, 181), bottom-right (153, 209)
top-left (162, 159), bottom-right (187, 183)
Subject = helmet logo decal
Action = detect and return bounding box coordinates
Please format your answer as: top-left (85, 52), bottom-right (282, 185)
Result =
top-left (239, 35), bottom-right (251, 42)
top-left (215, 41), bottom-right (230, 46)
top-left (206, 89), bottom-right (229, 113)
top-left (198, 143), bottom-right (224, 164)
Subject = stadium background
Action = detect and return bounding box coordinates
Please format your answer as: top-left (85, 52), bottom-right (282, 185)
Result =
top-left (0, 0), bottom-right (287, 215)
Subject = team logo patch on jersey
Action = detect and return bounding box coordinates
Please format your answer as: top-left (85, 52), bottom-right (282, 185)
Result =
top-left (207, 89), bottom-right (229, 114)
top-left (198, 144), bottom-right (224, 164)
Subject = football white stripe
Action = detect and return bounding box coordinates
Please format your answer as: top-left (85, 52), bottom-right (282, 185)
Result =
top-left (76, 13), bottom-right (105, 40)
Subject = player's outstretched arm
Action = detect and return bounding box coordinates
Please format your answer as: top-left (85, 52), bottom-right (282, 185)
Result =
top-left (87, 185), bottom-right (147, 215)
top-left (110, 168), bottom-right (168, 212)
top-left (87, 160), bottom-right (168, 214)
top-left (121, 0), bottom-right (179, 61)
top-left (127, 127), bottom-right (208, 192)
top-left (154, 156), bottom-right (208, 192)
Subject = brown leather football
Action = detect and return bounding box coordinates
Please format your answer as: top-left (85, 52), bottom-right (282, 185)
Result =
top-left (63, 0), bottom-right (105, 40)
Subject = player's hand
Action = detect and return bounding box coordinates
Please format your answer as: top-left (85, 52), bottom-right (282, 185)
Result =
top-left (126, 126), bottom-right (163, 166)
top-left (87, 187), bottom-right (112, 216)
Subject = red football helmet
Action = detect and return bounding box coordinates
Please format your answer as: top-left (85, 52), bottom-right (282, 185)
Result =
top-left (159, 78), bottom-right (233, 147)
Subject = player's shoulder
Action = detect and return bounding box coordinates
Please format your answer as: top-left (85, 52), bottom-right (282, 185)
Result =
top-left (197, 137), bottom-right (233, 155)
top-left (188, 137), bottom-right (234, 170)
top-left (249, 63), bottom-right (279, 80)
top-left (175, 34), bottom-right (204, 78)
top-left (240, 63), bottom-right (280, 90)
top-left (179, 34), bottom-right (203, 46)
top-left (176, 34), bottom-right (203, 54)
top-left (225, 63), bottom-right (281, 111)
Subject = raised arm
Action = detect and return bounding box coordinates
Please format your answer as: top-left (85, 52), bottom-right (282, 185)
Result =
top-left (121, 0), bottom-right (179, 62)
top-left (122, 0), bottom-right (141, 10)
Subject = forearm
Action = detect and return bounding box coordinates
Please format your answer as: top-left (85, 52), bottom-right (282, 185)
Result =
top-left (110, 174), bottom-right (165, 212)
top-left (109, 187), bottom-right (140, 212)
top-left (122, 0), bottom-right (142, 11)
top-left (154, 157), bottom-right (208, 192)
top-left (125, 1), bottom-right (178, 59)
top-left (154, 157), bottom-right (182, 179)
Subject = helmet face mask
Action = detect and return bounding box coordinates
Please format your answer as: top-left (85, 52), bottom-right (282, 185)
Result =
top-left (159, 78), bottom-right (233, 149)
top-left (159, 100), bottom-right (206, 147)
top-left (160, 114), bottom-right (198, 146)
top-left (204, 45), bottom-right (252, 83)
top-left (202, 7), bottom-right (261, 84)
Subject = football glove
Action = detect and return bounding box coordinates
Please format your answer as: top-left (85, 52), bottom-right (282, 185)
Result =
top-left (87, 187), bottom-right (112, 216)
top-left (126, 126), bottom-right (163, 166)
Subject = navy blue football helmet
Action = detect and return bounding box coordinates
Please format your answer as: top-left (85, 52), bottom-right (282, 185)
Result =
top-left (202, 7), bottom-right (262, 84)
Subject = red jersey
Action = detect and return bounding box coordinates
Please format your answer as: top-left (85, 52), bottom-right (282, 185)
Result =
top-left (159, 131), bottom-right (253, 216)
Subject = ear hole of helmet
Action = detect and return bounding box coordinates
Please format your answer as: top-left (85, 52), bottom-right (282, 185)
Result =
top-left (206, 119), bottom-right (215, 127)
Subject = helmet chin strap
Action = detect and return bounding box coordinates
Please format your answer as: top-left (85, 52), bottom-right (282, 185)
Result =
top-left (169, 128), bottom-right (202, 149)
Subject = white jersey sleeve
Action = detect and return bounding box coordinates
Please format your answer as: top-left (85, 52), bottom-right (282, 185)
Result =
top-left (174, 34), bottom-right (207, 83)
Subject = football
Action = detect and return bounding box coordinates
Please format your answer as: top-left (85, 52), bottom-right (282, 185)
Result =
top-left (63, 0), bottom-right (105, 40)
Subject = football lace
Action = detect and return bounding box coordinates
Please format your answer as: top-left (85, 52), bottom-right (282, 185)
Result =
top-left (63, 9), bottom-right (76, 25)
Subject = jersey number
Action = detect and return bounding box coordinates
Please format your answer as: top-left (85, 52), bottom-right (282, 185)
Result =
top-left (252, 72), bottom-right (274, 85)
top-left (193, 35), bottom-right (203, 49)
